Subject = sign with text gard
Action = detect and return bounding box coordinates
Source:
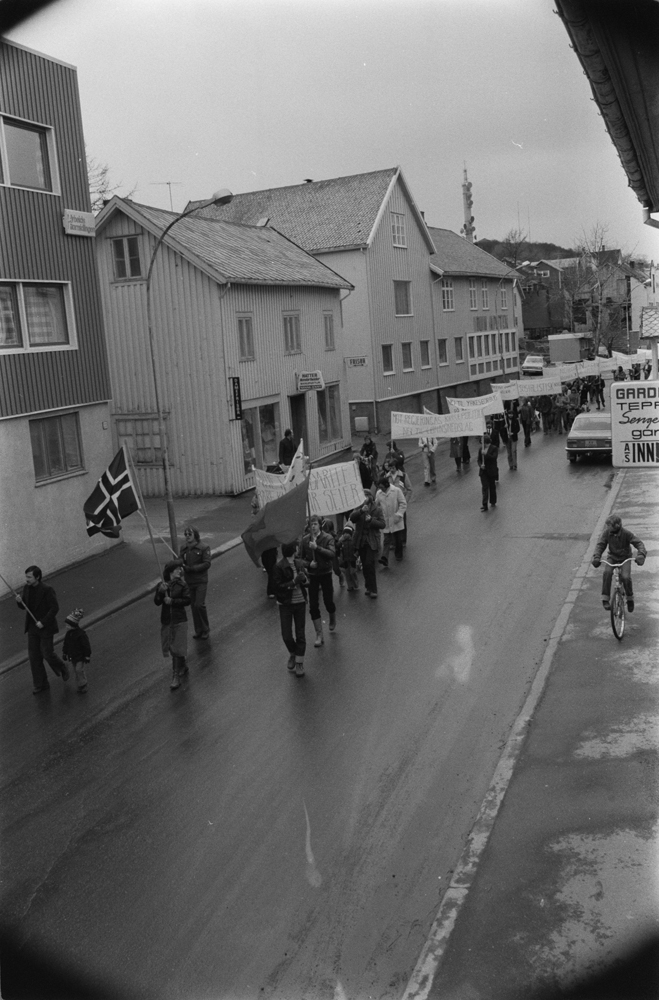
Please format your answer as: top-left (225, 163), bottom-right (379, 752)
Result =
top-left (611, 381), bottom-right (659, 467)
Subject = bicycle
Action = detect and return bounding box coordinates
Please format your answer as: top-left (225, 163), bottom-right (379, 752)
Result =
top-left (600, 557), bottom-right (635, 640)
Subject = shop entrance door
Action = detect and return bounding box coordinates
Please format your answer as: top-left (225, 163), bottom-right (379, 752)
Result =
top-left (289, 394), bottom-right (307, 450)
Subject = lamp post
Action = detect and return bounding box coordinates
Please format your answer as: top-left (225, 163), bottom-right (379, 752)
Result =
top-left (145, 188), bottom-right (233, 554)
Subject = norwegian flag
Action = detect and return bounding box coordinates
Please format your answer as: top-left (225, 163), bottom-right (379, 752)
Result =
top-left (83, 446), bottom-right (140, 537)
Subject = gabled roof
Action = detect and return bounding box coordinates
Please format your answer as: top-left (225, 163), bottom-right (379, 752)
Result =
top-left (640, 305), bottom-right (659, 340)
top-left (185, 168), bottom-right (436, 255)
top-left (426, 227), bottom-right (517, 279)
top-left (95, 198), bottom-right (353, 290)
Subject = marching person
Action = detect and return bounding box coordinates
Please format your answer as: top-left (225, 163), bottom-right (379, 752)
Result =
top-left (336, 522), bottom-right (359, 591)
top-left (477, 434), bottom-right (499, 512)
top-left (375, 476), bottom-right (407, 566)
top-left (449, 436), bottom-right (463, 472)
top-left (385, 440), bottom-right (405, 469)
top-left (504, 401), bottom-right (520, 468)
top-left (179, 525), bottom-right (211, 639)
top-left (592, 515), bottom-right (646, 612)
top-left (62, 608), bottom-right (91, 693)
top-left (15, 565), bottom-right (69, 694)
top-left (299, 514), bottom-right (336, 646)
top-left (519, 398), bottom-right (534, 447)
top-left (350, 493), bottom-right (386, 598)
top-left (419, 434), bottom-right (438, 485)
top-left (155, 560), bottom-right (191, 691)
top-left (322, 518), bottom-right (345, 587)
top-left (360, 434), bottom-right (379, 481)
top-left (272, 541), bottom-right (308, 677)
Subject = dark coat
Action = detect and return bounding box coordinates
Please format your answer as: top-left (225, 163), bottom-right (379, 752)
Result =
top-left (278, 435), bottom-right (297, 466)
top-left (593, 526), bottom-right (646, 565)
top-left (154, 577), bottom-right (191, 625)
top-left (18, 582), bottom-right (59, 636)
top-left (299, 530), bottom-right (335, 575)
top-left (350, 499), bottom-right (385, 551)
top-left (478, 443), bottom-right (499, 480)
top-left (179, 540), bottom-right (211, 585)
top-left (62, 626), bottom-right (92, 662)
top-left (271, 557), bottom-right (308, 605)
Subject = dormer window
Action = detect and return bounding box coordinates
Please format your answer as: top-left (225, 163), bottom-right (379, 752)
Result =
top-left (391, 213), bottom-right (406, 247)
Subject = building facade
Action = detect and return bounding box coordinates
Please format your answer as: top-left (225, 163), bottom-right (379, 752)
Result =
top-left (95, 198), bottom-right (353, 496)
top-left (0, 40), bottom-right (116, 591)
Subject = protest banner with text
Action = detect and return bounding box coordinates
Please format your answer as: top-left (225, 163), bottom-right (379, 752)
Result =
top-left (391, 410), bottom-right (486, 439)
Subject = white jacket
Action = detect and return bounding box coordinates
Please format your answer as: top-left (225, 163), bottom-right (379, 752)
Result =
top-left (375, 484), bottom-right (407, 533)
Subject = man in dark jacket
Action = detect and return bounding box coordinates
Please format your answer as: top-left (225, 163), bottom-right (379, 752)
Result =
top-left (15, 565), bottom-right (69, 693)
top-left (155, 560), bottom-right (191, 691)
top-left (478, 435), bottom-right (499, 511)
top-left (350, 495), bottom-right (385, 597)
top-left (299, 514), bottom-right (336, 646)
top-left (272, 541), bottom-right (308, 676)
top-left (278, 429), bottom-right (297, 468)
top-left (592, 515), bottom-right (646, 612)
top-left (179, 525), bottom-right (211, 639)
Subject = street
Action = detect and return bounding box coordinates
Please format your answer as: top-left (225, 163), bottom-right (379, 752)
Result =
top-left (1, 432), bottom-right (616, 1000)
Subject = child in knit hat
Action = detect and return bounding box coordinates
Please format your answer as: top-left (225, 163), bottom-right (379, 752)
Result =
top-left (62, 608), bottom-right (91, 693)
top-left (336, 522), bottom-right (359, 592)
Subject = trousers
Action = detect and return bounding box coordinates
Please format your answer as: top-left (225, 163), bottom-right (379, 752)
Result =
top-left (279, 601), bottom-right (306, 656)
top-left (308, 573), bottom-right (335, 621)
top-left (27, 632), bottom-right (65, 688)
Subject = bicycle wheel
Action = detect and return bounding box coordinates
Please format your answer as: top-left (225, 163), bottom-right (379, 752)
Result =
top-left (610, 586), bottom-right (625, 640)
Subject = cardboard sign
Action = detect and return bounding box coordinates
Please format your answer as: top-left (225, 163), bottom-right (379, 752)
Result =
top-left (391, 410), bottom-right (486, 439)
top-left (611, 380), bottom-right (659, 467)
top-left (447, 392), bottom-right (504, 416)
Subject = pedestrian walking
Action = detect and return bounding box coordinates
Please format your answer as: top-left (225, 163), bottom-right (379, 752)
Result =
top-left (336, 522), bottom-right (359, 591)
top-left (272, 541), bottom-right (308, 677)
top-left (385, 461), bottom-right (412, 545)
top-left (322, 518), bottom-right (345, 587)
top-left (179, 525), bottom-right (211, 639)
top-left (375, 476), bottom-right (407, 566)
top-left (385, 440), bottom-right (405, 469)
top-left (350, 494), bottom-right (385, 598)
top-left (461, 437), bottom-right (471, 465)
top-left (299, 514), bottom-right (336, 646)
top-left (419, 435), bottom-right (437, 485)
top-left (360, 434), bottom-right (378, 481)
top-left (504, 402), bottom-right (520, 468)
top-left (15, 565), bottom-right (69, 693)
top-left (278, 428), bottom-right (296, 469)
top-left (519, 398), bottom-right (533, 446)
top-left (154, 560), bottom-right (191, 691)
top-left (537, 394), bottom-right (553, 433)
top-left (478, 434), bottom-right (499, 511)
top-left (449, 436), bottom-right (463, 471)
top-left (61, 608), bottom-right (91, 693)
top-left (595, 375), bottom-right (606, 409)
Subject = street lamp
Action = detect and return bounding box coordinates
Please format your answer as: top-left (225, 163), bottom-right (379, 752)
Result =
top-left (145, 188), bottom-right (233, 554)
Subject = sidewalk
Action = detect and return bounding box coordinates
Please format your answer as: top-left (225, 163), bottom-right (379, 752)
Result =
top-left (405, 468), bottom-right (659, 1000)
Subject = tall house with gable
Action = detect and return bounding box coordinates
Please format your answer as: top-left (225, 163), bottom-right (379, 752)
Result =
top-left (0, 40), bottom-right (116, 590)
top-left (189, 168), bottom-right (442, 433)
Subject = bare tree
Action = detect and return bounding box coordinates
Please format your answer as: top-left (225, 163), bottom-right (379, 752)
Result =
top-left (87, 152), bottom-right (136, 214)
top-left (499, 228), bottom-right (529, 268)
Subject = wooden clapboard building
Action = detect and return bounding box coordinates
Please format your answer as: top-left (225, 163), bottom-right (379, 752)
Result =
top-left (94, 197), bottom-right (353, 496)
top-left (0, 40), bottom-right (116, 590)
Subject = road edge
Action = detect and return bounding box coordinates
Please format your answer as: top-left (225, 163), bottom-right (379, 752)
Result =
top-left (401, 469), bottom-right (626, 1000)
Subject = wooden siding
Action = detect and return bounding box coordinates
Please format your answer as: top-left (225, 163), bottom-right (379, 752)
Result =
top-left (366, 179), bottom-right (436, 404)
top-left (0, 41), bottom-right (111, 418)
top-left (97, 212), bottom-right (351, 496)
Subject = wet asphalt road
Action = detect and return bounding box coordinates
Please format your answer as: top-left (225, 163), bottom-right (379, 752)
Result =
top-left (0, 432), bottom-right (615, 1000)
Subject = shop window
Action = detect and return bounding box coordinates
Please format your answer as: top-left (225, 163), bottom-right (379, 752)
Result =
top-left (241, 402), bottom-right (280, 472)
top-left (317, 384), bottom-right (342, 443)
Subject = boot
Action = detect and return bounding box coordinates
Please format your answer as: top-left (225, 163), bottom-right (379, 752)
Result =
top-left (170, 658), bottom-right (181, 690)
top-left (294, 657), bottom-right (305, 677)
top-left (178, 656), bottom-right (188, 676)
top-left (328, 612), bottom-right (336, 632)
top-left (313, 619), bottom-right (324, 647)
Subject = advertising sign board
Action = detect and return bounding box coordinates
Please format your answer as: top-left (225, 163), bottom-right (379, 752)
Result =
top-left (611, 380), bottom-right (659, 467)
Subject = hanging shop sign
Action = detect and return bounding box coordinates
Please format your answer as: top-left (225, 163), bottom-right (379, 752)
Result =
top-left (62, 209), bottom-right (95, 237)
top-left (229, 377), bottom-right (243, 420)
top-left (297, 370), bottom-right (325, 392)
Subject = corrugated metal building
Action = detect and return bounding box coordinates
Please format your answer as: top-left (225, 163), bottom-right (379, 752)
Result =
top-left (94, 197), bottom-right (353, 496)
top-left (0, 40), bottom-right (116, 590)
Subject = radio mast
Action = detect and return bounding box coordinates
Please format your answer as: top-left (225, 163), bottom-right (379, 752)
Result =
top-left (461, 166), bottom-right (476, 243)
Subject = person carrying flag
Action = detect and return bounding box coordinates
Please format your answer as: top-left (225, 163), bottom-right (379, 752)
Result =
top-left (15, 566), bottom-right (69, 693)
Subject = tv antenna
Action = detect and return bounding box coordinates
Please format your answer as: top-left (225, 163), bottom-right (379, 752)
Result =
top-left (150, 181), bottom-right (182, 211)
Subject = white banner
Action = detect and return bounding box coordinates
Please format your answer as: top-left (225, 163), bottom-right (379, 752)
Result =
top-left (494, 382), bottom-right (521, 400)
top-left (598, 357), bottom-right (618, 374)
top-left (517, 375), bottom-right (563, 395)
top-left (447, 391), bottom-right (504, 416)
top-left (611, 352), bottom-right (634, 371)
top-left (575, 359), bottom-right (600, 377)
top-left (611, 380), bottom-right (659, 467)
top-left (254, 469), bottom-right (291, 506)
top-left (557, 363), bottom-right (580, 381)
top-left (391, 410), bottom-right (486, 439)
top-left (255, 462), bottom-right (366, 515)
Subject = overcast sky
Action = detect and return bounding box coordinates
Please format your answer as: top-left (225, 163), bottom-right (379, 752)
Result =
top-left (6, 0), bottom-right (659, 261)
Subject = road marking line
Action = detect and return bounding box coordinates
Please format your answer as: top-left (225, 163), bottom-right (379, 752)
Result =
top-left (401, 471), bottom-right (626, 1000)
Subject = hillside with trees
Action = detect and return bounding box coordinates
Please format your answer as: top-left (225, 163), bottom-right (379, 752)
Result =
top-left (476, 230), bottom-right (574, 267)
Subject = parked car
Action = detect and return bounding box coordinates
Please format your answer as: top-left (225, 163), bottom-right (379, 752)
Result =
top-left (521, 354), bottom-right (545, 377)
top-left (566, 412), bottom-right (612, 462)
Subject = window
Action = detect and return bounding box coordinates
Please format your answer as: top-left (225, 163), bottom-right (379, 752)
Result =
top-left (420, 340), bottom-right (430, 367)
top-left (394, 281), bottom-right (412, 315)
top-left (283, 313), bottom-right (301, 353)
top-left (241, 402), bottom-right (281, 472)
top-left (455, 337), bottom-right (464, 362)
top-left (505, 331), bottom-right (510, 352)
top-left (30, 412), bottom-right (83, 482)
top-left (500, 286), bottom-right (508, 310)
top-left (317, 384), bottom-right (342, 443)
top-left (511, 331), bottom-right (517, 351)
top-left (0, 116), bottom-right (55, 192)
top-left (481, 280), bottom-right (489, 309)
top-left (391, 213), bottom-right (406, 247)
top-left (441, 278), bottom-right (454, 311)
top-left (323, 313), bottom-right (335, 351)
top-left (116, 415), bottom-right (165, 466)
top-left (483, 335), bottom-right (490, 356)
top-left (237, 315), bottom-right (254, 360)
top-left (469, 279), bottom-right (477, 309)
top-left (382, 344), bottom-right (394, 374)
top-left (476, 336), bottom-right (483, 358)
top-left (474, 316), bottom-right (488, 332)
top-left (437, 339), bottom-right (448, 364)
top-left (0, 281), bottom-right (73, 352)
top-left (402, 342), bottom-right (413, 371)
top-left (112, 237), bottom-right (142, 280)
top-left (468, 336), bottom-right (475, 360)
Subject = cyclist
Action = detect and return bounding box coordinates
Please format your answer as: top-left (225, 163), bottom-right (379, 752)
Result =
top-left (592, 515), bottom-right (646, 612)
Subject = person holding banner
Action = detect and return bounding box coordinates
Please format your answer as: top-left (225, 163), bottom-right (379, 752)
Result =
top-left (478, 435), bottom-right (499, 512)
top-left (350, 494), bottom-right (385, 598)
top-left (299, 515), bottom-right (337, 646)
top-left (15, 566), bottom-right (69, 693)
top-left (419, 435), bottom-right (438, 485)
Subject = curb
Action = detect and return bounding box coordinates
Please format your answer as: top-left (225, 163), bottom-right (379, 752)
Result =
top-left (0, 536), bottom-right (243, 677)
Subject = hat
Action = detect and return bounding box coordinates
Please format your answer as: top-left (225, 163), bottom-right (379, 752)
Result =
top-left (343, 523), bottom-right (354, 533)
top-left (65, 608), bottom-right (84, 627)
top-left (163, 559), bottom-right (184, 581)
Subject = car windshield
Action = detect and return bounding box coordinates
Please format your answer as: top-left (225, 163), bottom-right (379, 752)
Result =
top-left (572, 415), bottom-right (610, 431)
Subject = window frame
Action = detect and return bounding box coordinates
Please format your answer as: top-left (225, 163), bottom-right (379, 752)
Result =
top-left (111, 236), bottom-right (143, 281)
top-left (441, 278), bottom-right (454, 311)
top-left (283, 312), bottom-right (302, 354)
top-left (420, 339), bottom-right (431, 368)
top-left (500, 286), bottom-right (508, 310)
top-left (468, 336), bottom-right (475, 360)
top-left (393, 280), bottom-right (412, 316)
top-left (401, 341), bottom-right (414, 372)
top-left (382, 343), bottom-right (394, 375)
top-left (455, 337), bottom-right (464, 362)
top-left (29, 410), bottom-right (84, 484)
top-left (391, 213), bottom-right (407, 248)
top-left (0, 280), bottom-right (77, 354)
top-left (469, 279), bottom-right (478, 310)
top-left (481, 279), bottom-right (489, 310)
top-left (317, 383), bottom-right (342, 444)
top-left (237, 314), bottom-right (255, 361)
top-left (323, 312), bottom-right (335, 351)
top-left (0, 113), bottom-right (60, 194)
top-left (437, 338), bottom-right (448, 365)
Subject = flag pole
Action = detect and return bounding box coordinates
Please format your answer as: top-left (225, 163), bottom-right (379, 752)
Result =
top-left (0, 571), bottom-right (39, 624)
top-left (125, 444), bottom-right (164, 579)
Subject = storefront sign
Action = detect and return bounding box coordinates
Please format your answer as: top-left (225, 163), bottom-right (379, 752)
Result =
top-left (62, 209), bottom-right (95, 237)
top-left (230, 377), bottom-right (242, 420)
top-left (391, 410), bottom-right (485, 439)
top-left (611, 380), bottom-right (659, 467)
top-left (297, 370), bottom-right (325, 392)
top-left (347, 357), bottom-right (368, 367)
